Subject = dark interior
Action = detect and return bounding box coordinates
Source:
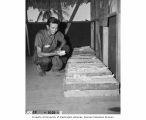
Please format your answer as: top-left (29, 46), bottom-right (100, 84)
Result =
top-left (26, 22), bottom-right (91, 56)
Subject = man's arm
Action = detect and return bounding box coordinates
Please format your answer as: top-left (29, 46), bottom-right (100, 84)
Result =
top-left (56, 32), bottom-right (66, 50)
top-left (59, 39), bottom-right (66, 50)
top-left (36, 46), bottom-right (58, 57)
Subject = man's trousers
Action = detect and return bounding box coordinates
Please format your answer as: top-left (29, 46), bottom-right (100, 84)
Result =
top-left (33, 45), bottom-right (70, 71)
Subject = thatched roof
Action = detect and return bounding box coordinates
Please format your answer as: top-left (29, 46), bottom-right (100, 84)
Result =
top-left (26, 0), bottom-right (91, 10)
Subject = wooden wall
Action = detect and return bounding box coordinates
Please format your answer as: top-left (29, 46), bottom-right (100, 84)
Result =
top-left (90, 0), bottom-right (120, 81)
top-left (67, 22), bottom-right (91, 48)
top-left (108, 14), bottom-right (117, 77)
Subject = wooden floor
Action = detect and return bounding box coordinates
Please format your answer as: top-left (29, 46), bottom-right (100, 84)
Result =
top-left (26, 55), bottom-right (120, 114)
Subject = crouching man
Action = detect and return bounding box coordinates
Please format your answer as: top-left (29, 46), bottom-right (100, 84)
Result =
top-left (33, 17), bottom-right (70, 76)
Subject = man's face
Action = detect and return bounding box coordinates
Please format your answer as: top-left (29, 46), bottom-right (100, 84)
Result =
top-left (47, 23), bottom-right (58, 35)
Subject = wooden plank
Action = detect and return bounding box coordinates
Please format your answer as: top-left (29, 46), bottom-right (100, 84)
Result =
top-left (66, 69), bottom-right (112, 74)
top-left (64, 89), bottom-right (119, 97)
top-left (64, 76), bottom-right (117, 84)
top-left (67, 58), bottom-right (101, 63)
top-left (72, 51), bottom-right (95, 55)
top-left (66, 69), bottom-right (111, 74)
top-left (66, 66), bottom-right (108, 70)
top-left (90, 0), bottom-right (96, 20)
top-left (67, 63), bottom-right (105, 67)
top-left (64, 83), bottom-right (119, 91)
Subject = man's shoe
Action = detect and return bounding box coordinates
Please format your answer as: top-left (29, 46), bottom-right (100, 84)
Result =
top-left (39, 71), bottom-right (46, 76)
top-left (51, 69), bottom-right (59, 72)
top-left (36, 65), bottom-right (46, 76)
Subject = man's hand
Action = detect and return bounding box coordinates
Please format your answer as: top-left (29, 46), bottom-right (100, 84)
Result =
top-left (56, 50), bottom-right (66, 56)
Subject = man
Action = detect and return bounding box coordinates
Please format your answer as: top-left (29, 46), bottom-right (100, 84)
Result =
top-left (33, 17), bottom-right (70, 76)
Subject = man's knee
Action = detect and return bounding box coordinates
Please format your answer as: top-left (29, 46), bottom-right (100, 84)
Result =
top-left (52, 56), bottom-right (63, 70)
top-left (60, 56), bottom-right (68, 64)
top-left (36, 57), bottom-right (51, 66)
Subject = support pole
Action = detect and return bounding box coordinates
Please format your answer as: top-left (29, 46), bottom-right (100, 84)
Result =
top-left (103, 27), bottom-right (108, 66)
top-left (26, 24), bottom-right (31, 56)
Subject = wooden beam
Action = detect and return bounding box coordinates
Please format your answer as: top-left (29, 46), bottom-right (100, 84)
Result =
top-left (90, 0), bottom-right (96, 20)
top-left (64, 82), bottom-right (119, 91)
top-left (95, 21), bottom-right (102, 60)
top-left (36, 11), bottom-right (43, 22)
top-left (65, 0), bottom-right (81, 34)
top-left (93, 0), bottom-right (102, 60)
top-left (58, 0), bottom-right (63, 21)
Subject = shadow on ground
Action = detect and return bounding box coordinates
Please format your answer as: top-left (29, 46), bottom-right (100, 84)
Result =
top-left (108, 107), bottom-right (120, 113)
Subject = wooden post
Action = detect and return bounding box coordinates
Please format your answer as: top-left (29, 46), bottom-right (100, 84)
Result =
top-left (90, 0), bottom-right (96, 49)
top-left (91, 22), bottom-right (94, 49)
top-left (26, 24), bottom-right (31, 56)
top-left (103, 27), bottom-right (108, 66)
top-left (26, 2), bottom-right (30, 56)
top-left (58, 0), bottom-right (63, 21)
top-left (95, 21), bottom-right (100, 57)
top-left (94, 0), bottom-right (102, 59)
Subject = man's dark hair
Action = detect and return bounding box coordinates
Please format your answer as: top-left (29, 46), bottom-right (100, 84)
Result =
top-left (47, 17), bottom-right (60, 26)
